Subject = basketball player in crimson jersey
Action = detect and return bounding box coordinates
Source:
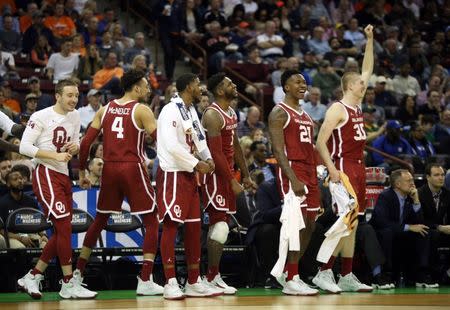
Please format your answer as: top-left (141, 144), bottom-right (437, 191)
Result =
top-left (74, 70), bottom-right (163, 296)
top-left (201, 73), bottom-right (255, 294)
top-left (17, 79), bottom-right (96, 299)
top-left (312, 25), bottom-right (375, 293)
top-left (268, 70), bottom-right (319, 296)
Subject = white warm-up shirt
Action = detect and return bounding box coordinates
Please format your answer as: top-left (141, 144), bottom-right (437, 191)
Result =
top-left (19, 107), bottom-right (80, 175)
top-left (0, 110), bottom-right (15, 135)
top-left (157, 99), bottom-right (211, 172)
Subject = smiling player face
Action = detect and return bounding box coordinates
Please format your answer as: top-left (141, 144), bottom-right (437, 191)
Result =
top-left (285, 74), bottom-right (307, 100)
top-left (57, 85), bottom-right (79, 113)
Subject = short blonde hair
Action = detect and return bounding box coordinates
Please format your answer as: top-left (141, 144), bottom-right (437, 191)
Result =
top-left (341, 72), bottom-right (360, 92)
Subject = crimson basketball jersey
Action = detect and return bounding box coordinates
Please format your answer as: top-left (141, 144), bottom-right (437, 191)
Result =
top-left (278, 102), bottom-right (315, 164)
top-left (101, 100), bottom-right (146, 162)
top-left (204, 103), bottom-right (238, 170)
top-left (328, 101), bottom-right (366, 161)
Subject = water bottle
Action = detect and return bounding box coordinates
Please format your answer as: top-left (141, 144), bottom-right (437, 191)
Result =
top-left (203, 212), bottom-right (209, 225)
top-left (398, 272), bottom-right (405, 288)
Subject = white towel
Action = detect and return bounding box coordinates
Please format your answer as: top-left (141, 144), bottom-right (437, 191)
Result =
top-left (316, 181), bottom-right (357, 263)
top-left (172, 94), bottom-right (208, 153)
top-left (271, 189), bottom-right (306, 278)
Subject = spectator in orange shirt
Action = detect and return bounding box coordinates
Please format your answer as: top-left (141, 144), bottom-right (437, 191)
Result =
top-left (92, 51), bottom-right (123, 95)
top-left (1, 81), bottom-right (20, 114)
top-left (43, 3), bottom-right (76, 40)
top-left (19, 2), bottom-right (38, 33)
top-left (0, 1), bottom-right (16, 14)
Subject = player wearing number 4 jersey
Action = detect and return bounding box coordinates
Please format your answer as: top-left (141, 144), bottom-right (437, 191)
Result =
top-left (312, 25), bottom-right (375, 293)
top-left (74, 70), bottom-right (163, 296)
top-left (268, 70), bottom-right (319, 296)
top-left (17, 79), bottom-right (97, 300)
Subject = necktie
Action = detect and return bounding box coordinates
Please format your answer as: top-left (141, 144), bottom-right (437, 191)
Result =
top-left (432, 191), bottom-right (441, 212)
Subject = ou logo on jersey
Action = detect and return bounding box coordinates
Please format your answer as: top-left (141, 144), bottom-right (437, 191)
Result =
top-left (55, 201), bottom-right (66, 214)
top-left (173, 205), bottom-right (182, 218)
top-left (52, 127), bottom-right (71, 152)
top-left (216, 195), bottom-right (226, 207)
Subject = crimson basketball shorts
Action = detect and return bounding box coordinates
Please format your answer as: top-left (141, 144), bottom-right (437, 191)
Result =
top-left (201, 172), bottom-right (236, 225)
top-left (97, 162), bottom-right (156, 215)
top-left (335, 158), bottom-right (366, 214)
top-left (277, 161), bottom-right (320, 220)
top-left (32, 164), bottom-right (72, 220)
top-left (156, 167), bottom-right (200, 223)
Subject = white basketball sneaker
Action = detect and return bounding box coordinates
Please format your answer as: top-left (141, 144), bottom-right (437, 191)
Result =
top-left (275, 271), bottom-right (287, 288)
top-left (59, 277), bottom-right (98, 299)
top-left (282, 275), bottom-right (318, 296)
top-left (210, 273), bottom-right (237, 295)
top-left (312, 269), bottom-right (342, 293)
top-left (337, 272), bottom-right (373, 292)
top-left (163, 278), bottom-right (185, 300)
top-left (17, 270), bottom-right (43, 299)
top-left (136, 275), bottom-right (164, 296)
top-left (184, 276), bottom-right (223, 297)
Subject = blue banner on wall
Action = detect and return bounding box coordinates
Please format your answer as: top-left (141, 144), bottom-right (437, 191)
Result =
top-left (71, 186), bottom-right (143, 260)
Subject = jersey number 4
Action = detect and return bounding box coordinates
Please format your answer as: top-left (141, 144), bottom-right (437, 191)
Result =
top-left (112, 117), bottom-right (124, 139)
top-left (353, 123), bottom-right (367, 141)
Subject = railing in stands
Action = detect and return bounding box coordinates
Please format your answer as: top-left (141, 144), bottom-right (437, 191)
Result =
top-left (181, 37), bottom-right (208, 81)
top-left (224, 65), bottom-right (264, 112)
top-left (125, 0), bottom-right (159, 67)
top-left (365, 145), bottom-right (414, 173)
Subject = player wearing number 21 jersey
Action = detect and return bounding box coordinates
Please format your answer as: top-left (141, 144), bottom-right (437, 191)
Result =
top-left (75, 70), bottom-right (163, 297)
top-left (268, 70), bottom-right (319, 296)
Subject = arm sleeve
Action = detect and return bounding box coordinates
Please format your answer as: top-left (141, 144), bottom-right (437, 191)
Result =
top-left (19, 117), bottom-right (43, 158)
top-left (0, 110), bottom-right (15, 135)
top-left (412, 202), bottom-right (421, 213)
top-left (199, 147), bottom-right (212, 161)
top-left (208, 135), bottom-right (233, 181)
top-left (46, 54), bottom-right (55, 70)
top-left (79, 127), bottom-right (100, 170)
top-left (371, 137), bottom-right (385, 165)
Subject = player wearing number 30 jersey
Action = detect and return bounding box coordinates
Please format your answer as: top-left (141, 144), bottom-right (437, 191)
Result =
top-left (74, 70), bottom-right (164, 297)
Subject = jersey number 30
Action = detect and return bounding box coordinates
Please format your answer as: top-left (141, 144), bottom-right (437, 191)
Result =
top-left (353, 123), bottom-right (366, 141)
top-left (112, 117), bottom-right (124, 139)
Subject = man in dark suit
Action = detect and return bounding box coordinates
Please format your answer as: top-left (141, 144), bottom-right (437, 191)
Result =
top-left (418, 163), bottom-right (450, 281)
top-left (371, 169), bottom-right (438, 288)
top-left (248, 141), bottom-right (275, 182)
top-left (246, 179), bottom-right (282, 288)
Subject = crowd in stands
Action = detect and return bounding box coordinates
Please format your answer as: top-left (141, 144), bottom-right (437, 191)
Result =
top-left (0, 0), bottom-right (450, 289)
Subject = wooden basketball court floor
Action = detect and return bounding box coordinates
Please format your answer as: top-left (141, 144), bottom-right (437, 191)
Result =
top-left (1, 287), bottom-right (450, 310)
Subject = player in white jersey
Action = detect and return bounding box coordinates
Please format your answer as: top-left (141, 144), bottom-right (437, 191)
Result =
top-left (17, 79), bottom-right (96, 300)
